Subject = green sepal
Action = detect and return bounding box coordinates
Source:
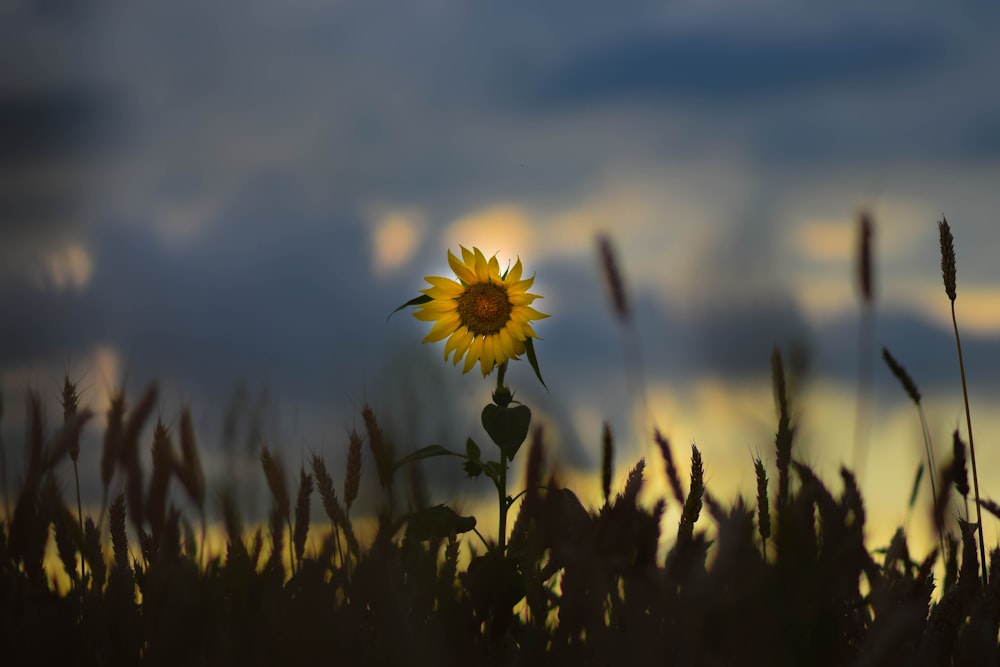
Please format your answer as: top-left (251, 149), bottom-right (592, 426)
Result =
top-left (405, 504), bottom-right (477, 541)
top-left (482, 403), bottom-right (531, 460)
top-left (393, 444), bottom-right (463, 472)
top-left (524, 337), bottom-right (547, 389)
top-left (386, 294), bottom-right (433, 322)
top-left (463, 459), bottom-right (484, 479)
top-left (462, 438), bottom-right (484, 478)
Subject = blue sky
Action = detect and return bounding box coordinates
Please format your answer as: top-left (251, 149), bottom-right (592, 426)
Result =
top-left (3, 1), bottom-right (1000, 546)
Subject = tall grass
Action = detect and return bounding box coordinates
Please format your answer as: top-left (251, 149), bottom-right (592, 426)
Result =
top-left (852, 211), bottom-right (876, 480)
top-left (0, 219), bottom-right (998, 664)
top-left (938, 217), bottom-right (987, 587)
top-left (1, 368), bottom-right (997, 664)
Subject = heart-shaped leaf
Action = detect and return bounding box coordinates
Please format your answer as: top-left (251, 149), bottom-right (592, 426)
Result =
top-left (482, 403), bottom-right (531, 460)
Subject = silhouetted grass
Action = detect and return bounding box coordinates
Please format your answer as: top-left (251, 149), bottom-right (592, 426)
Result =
top-left (1, 219), bottom-right (998, 665)
top-left (1, 363), bottom-right (996, 665)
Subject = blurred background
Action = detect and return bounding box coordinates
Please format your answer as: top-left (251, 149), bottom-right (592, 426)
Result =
top-left (3, 0), bottom-right (1000, 553)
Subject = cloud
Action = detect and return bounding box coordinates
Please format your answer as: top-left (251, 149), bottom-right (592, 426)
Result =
top-left (813, 307), bottom-right (1000, 398)
top-left (0, 89), bottom-right (112, 164)
top-left (4, 0), bottom-right (1000, 520)
top-left (532, 20), bottom-right (947, 107)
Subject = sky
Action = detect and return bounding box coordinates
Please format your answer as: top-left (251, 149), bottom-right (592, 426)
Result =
top-left (3, 0), bottom-right (1000, 552)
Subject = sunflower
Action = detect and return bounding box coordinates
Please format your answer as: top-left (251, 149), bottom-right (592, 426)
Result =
top-left (413, 246), bottom-right (548, 376)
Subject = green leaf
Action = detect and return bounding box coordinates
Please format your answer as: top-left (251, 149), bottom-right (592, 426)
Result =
top-left (466, 550), bottom-right (525, 610)
top-left (393, 444), bottom-right (463, 472)
top-left (465, 437), bottom-right (481, 461)
top-left (405, 504), bottom-right (477, 541)
top-left (524, 337), bottom-right (547, 389)
top-left (386, 294), bottom-right (433, 322)
top-left (482, 403), bottom-right (531, 460)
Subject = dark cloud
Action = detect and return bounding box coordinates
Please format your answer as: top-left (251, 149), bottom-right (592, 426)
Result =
top-left (958, 111), bottom-right (1000, 159)
top-left (3, 1), bottom-right (1000, 517)
top-left (0, 90), bottom-right (113, 164)
top-left (815, 308), bottom-right (1000, 398)
top-left (531, 22), bottom-right (947, 108)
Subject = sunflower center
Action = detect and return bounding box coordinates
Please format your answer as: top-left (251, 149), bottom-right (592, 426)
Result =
top-left (457, 282), bottom-right (512, 336)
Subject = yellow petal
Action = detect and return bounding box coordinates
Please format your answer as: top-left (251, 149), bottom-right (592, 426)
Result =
top-left (488, 255), bottom-right (501, 281)
top-left (479, 346), bottom-right (494, 375)
top-left (422, 315), bottom-right (460, 343)
top-left (512, 336), bottom-right (526, 355)
top-left (423, 276), bottom-right (464, 296)
top-left (504, 259), bottom-right (521, 285)
top-left (423, 286), bottom-right (463, 300)
top-left (498, 329), bottom-right (518, 360)
top-left (461, 246), bottom-right (476, 265)
top-left (413, 308), bottom-right (446, 321)
top-left (512, 306), bottom-right (549, 321)
top-left (473, 247), bottom-right (490, 283)
top-left (504, 320), bottom-right (526, 340)
top-left (418, 299), bottom-right (459, 312)
top-left (443, 332), bottom-right (462, 363)
top-left (448, 249), bottom-right (477, 284)
top-left (445, 327), bottom-right (473, 363)
top-left (481, 335), bottom-right (494, 370)
top-left (507, 276), bottom-right (535, 293)
top-left (508, 292), bottom-right (540, 306)
top-left (464, 337), bottom-right (484, 373)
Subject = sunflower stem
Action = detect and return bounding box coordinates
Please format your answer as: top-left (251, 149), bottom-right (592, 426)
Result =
top-left (495, 361), bottom-right (509, 555)
top-left (499, 452), bottom-right (508, 554)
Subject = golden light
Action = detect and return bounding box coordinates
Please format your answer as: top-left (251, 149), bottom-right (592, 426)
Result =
top-left (44, 244), bottom-right (93, 291)
top-left (371, 207), bottom-right (425, 278)
top-left (442, 204), bottom-right (536, 263)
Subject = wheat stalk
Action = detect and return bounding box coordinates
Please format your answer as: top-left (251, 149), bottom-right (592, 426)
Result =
top-left (654, 429), bottom-right (685, 507)
top-left (882, 346), bottom-right (941, 554)
top-left (177, 408), bottom-right (206, 565)
top-left (109, 492), bottom-right (133, 587)
top-left (0, 390), bottom-right (8, 522)
top-left (600, 422), bottom-right (613, 507)
top-left (938, 217), bottom-right (986, 587)
top-left (596, 233), bottom-right (630, 323)
top-left (292, 467), bottom-right (313, 574)
top-left (952, 431), bottom-right (971, 521)
top-left (99, 388), bottom-right (126, 525)
top-left (754, 457), bottom-right (771, 557)
top-left (60, 375), bottom-right (84, 535)
top-left (311, 452), bottom-right (359, 569)
top-left (852, 212), bottom-right (875, 480)
top-left (678, 445), bottom-right (704, 546)
top-left (771, 347), bottom-right (794, 512)
top-left (344, 428), bottom-right (363, 514)
top-left (147, 419), bottom-right (175, 545)
top-left (596, 233), bottom-right (649, 438)
top-left (119, 383), bottom-right (158, 537)
top-left (260, 445), bottom-right (292, 575)
top-left (362, 404), bottom-right (393, 492)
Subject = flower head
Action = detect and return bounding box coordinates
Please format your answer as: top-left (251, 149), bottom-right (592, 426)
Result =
top-left (413, 246), bottom-right (548, 376)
